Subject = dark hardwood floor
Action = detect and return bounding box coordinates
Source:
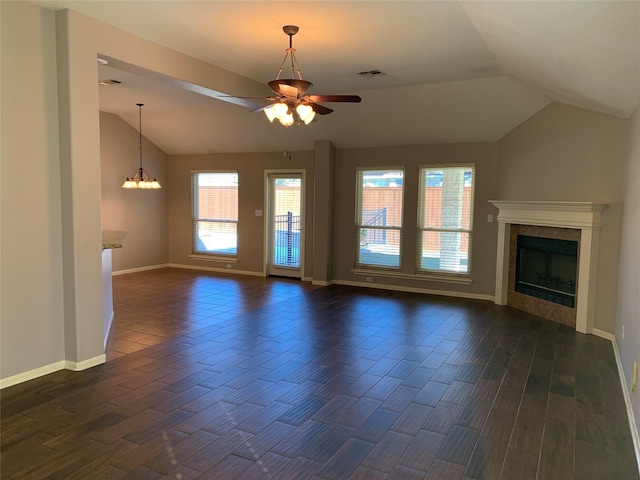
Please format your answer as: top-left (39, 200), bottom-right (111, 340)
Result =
top-left (2, 268), bottom-right (638, 479)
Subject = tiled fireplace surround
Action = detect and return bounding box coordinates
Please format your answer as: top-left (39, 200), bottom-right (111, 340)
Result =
top-left (490, 201), bottom-right (607, 334)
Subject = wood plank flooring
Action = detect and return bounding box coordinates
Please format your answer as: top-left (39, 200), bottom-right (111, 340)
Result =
top-left (2, 268), bottom-right (638, 479)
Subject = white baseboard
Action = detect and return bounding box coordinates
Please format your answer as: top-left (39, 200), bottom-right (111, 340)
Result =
top-left (169, 263), bottom-right (266, 277)
top-left (333, 279), bottom-right (495, 302)
top-left (0, 353), bottom-right (106, 389)
top-left (0, 360), bottom-right (66, 389)
top-left (112, 263), bottom-right (170, 276)
top-left (606, 333), bottom-right (640, 473)
top-left (312, 279), bottom-right (334, 286)
top-left (65, 354), bottom-right (106, 371)
top-left (592, 328), bottom-right (614, 341)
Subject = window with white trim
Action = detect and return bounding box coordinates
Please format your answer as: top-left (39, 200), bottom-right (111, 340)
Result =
top-left (417, 165), bottom-right (474, 276)
top-left (192, 172), bottom-right (238, 256)
top-left (355, 168), bottom-right (404, 269)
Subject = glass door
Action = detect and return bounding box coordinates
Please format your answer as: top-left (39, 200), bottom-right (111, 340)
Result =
top-left (266, 172), bottom-right (304, 278)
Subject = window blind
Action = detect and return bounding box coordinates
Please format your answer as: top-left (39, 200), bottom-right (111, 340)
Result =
top-left (355, 168), bottom-right (404, 269)
top-left (417, 166), bottom-right (474, 274)
top-left (192, 172), bottom-right (239, 256)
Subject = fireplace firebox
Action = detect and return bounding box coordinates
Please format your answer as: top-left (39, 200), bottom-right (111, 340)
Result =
top-left (515, 235), bottom-right (578, 308)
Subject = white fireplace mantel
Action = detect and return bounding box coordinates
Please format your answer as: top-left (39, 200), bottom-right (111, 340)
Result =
top-left (489, 201), bottom-right (607, 334)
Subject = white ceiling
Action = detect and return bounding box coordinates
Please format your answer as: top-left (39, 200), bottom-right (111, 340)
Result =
top-left (35, 1), bottom-right (640, 154)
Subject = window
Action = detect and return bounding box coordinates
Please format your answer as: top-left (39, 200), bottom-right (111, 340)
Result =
top-left (417, 165), bottom-right (474, 276)
top-left (355, 168), bottom-right (404, 269)
top-left (192, 172), bottom-right (238, 256)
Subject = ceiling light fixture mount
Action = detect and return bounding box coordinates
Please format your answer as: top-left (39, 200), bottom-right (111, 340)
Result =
top-left (122, 103), bottom-right (161, 189)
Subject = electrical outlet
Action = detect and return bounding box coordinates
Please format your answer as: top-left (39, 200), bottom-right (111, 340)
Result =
top-left (487, 214), bottom-right (494, 222)
top-left (622, 324), bottom-right (625, 340)
top-left (366, 277), bottom-right (373, 282)
top-left (226, 264), bottom-right (232, 269)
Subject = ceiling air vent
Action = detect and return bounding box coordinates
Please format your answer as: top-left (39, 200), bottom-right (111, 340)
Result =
top-left (357, 70), bottom-right (386, 78)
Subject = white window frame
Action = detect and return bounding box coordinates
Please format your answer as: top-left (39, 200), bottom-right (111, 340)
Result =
top-left (354, 167), bottom-right (404, 271)
top-left (416, 164), bottom-right (475, 280)
top-left (190, 171), bottom-right (239, 261)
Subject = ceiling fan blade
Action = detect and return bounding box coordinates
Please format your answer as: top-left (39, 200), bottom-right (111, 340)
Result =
top-left (218, 95), bottom-right (277, 101)
top-left (250, 105), bottom-right (273, 113)
top-left (307, 94), bottom-right (362, 103)
top-left (310, 103), bottom-right (334, 115)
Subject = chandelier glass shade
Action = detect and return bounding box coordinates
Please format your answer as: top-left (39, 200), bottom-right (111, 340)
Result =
top-left (122, 103), bottom-right (161, 189)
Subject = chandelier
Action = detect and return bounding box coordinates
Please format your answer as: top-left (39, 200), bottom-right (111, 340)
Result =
top-left (122, 103), bottom-right (161, 189)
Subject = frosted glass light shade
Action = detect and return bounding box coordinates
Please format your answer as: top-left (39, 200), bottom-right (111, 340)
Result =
top-left (279, 113), bottom-right (294, 127)
top-left (273, 103), bottom-right (289, 119)
top-left (296, 104), bottom-right (314, 122)
top-left (264, 105), bottom-right (276, 122)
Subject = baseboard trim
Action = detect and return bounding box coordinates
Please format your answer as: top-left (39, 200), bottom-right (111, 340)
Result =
top-left (312, 279), bottom-right (334, 286)
top-left (0, 361), bottom-right (66, 389)
top-left (333, 279), bottom-right (495, 302)
top-left (592, 328), bottom-right (614, 341)
top-left (65, 354), bottom-right (106, 371)
top-left (113, 263), bottom-right (170, 276)
top-left (169, 263), bottom-right (266, 277)
top-left (0, 353), bottom-right (108, 390)
top-left (606, 333), bottom-right (640, 473)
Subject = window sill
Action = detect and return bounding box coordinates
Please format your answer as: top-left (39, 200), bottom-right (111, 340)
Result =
top-left (352, 268), bottom-right (472, 285)
top-left (189, 254), bottom-right (238, 263)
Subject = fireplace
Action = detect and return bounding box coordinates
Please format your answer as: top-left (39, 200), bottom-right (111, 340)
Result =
top-left (489, 201), bottom-right (607, 334)
top-left (515, 235), bottom-right (578, 308)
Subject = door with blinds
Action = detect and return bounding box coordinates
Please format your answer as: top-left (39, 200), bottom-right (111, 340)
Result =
top-left (266, 172), bottom-right (304, 278)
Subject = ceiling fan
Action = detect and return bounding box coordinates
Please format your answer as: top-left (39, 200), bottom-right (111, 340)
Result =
top-left (229, 25), bottom-right (361, 127)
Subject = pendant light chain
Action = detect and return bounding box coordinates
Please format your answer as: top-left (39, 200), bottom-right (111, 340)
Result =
top-left (138, 103), bottom-right (143, 170)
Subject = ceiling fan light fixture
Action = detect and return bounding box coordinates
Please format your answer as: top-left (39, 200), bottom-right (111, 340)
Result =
top-left (296, 104), bottom-right (315, 123)
top-left (238, 25), bottom-right (360, 127)
top-left (279, 113), bottom-right (294, 127)
top-left (273, 102), bottom-right (289, 119)
top-left (264, 104), bottom-right (276, 122)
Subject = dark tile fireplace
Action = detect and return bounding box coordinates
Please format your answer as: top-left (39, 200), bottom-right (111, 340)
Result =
top-left (490, 200), bottom-right (607, 334)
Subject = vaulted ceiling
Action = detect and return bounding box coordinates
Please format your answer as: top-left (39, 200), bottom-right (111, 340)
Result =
top-left (36, 1), bottom-right (640, 154)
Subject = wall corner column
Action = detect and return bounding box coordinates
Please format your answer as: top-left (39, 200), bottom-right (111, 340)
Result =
top-left (55, 9), bottom-right (106, 367)
top-left (312, 140), bottom-right (336, 285)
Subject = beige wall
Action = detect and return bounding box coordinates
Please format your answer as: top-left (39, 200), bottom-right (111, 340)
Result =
top-left (333, 142), bottom-right (499, 298)
top-left (100, 112), bottom-right (169, 272)
top-left (497, 103), bottom-right (628, 333)
top-left (1, 1), bottom-right (66, 380)
top-left (168, 151), bottom-right (315, 277)
top-left (616, 104), bottom-right (640, 441)
top-left (1, 2), bottom-right (271, 385)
